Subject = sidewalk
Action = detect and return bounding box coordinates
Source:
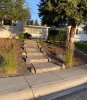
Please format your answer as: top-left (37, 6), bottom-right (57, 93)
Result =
top-left (0, 64), bottom-right (87, 100)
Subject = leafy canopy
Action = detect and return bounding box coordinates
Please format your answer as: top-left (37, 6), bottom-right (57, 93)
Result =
top-left (0, 0), bottom-right (30, 21)
top-left (38, 0), bottom-right (87, 26)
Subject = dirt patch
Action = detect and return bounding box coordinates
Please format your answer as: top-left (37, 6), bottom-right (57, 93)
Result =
top-left (43, 42), bottom-right (87, 67)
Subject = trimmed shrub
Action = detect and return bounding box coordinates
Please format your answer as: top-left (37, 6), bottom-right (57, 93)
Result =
top-left (48, 29), bottom-right (67, 43)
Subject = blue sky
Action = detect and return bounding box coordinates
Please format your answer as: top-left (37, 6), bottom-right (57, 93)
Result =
top-left (28, 0), bottom-right (41, 23)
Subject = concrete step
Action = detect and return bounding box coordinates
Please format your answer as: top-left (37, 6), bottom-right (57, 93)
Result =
top-left (24, 40), bottom-right (37, 43)
top-left (25, 42), bottom-right (38, 45)
top-left (25, 48), bottom-right (38, 53)
top-left (24, 44), bottom-right (38, 48)
top-left (24, 42), bottom-right (37, 45)
top-left (27, 53), bottom-right (43, 56)
top-left (32, 62), bottom-right (61, 73)
top-left (27, 55), bottom-right (47, 60)
top-left (26, 57), bottom-right (48, 64)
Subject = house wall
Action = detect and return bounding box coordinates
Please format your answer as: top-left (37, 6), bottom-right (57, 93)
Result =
top-left (0, 25), bottom-right (23, 38)
top-left (0, 25), bottom-right (49, 39)
top-left (24, 27), bottom-right (42, 38)
top-left (24, 26), bottom-right (49, 39)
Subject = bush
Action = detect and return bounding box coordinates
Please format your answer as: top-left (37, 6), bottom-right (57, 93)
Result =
top-left (18, 32), bottom-right (24, 41)
top-left (0, 39), bottom-right (20, 75)
top-left (38, 37), bottom-right (44, 45)
top-left (48, 29), bottom-right (67, 43)
top-left (4, 51), bottom-right (18, 75)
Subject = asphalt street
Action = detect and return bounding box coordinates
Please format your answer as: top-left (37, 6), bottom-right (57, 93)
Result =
top-left (54, 88), bottom-right (87, 100)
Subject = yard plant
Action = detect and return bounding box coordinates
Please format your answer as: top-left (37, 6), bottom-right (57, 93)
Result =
top-left (0, 39), bottom-right (21, 75)
top-left (48, 29), bottom-right (67, 43)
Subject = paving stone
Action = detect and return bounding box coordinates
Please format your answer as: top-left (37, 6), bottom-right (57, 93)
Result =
top-left (26, 57), bottom-right (48, 64)
top-left (24, 40), bottom-right (37, 43)
top-left (25, 48), bottom-right (38, 53)
top-left (27, 53), bottom-right (43, 56)
top-left (33, 62), bottom-right (61, 73)
top-left (27, 55), bottom-right (47, 60)
top-left (24, 45), bottom-right (38, 49)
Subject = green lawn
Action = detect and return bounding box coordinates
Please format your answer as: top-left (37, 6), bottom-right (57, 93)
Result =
top-left (75, 42), bottom-right (87, 54)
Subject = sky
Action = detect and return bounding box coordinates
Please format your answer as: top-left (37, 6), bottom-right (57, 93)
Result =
top-left (28, 0), bottom-right (41, 23)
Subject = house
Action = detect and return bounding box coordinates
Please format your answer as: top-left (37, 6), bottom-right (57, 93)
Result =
top-left (0, 24), bottom-right (50, 39)
top-left (24, 25), bottom-right (50, 39)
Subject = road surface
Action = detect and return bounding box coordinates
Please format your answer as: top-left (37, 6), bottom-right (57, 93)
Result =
top-left (54, 88), bottom-right (87, 100)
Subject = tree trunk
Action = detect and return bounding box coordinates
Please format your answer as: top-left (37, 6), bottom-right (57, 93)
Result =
top-left (66, 24), bottom-right (77, 67)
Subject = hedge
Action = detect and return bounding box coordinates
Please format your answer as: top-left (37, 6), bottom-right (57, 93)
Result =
top-left (48, 29), bottom-right (67, 43)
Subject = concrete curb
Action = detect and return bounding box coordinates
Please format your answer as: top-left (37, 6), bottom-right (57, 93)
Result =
top-left (33, 75), bottom-right (87, 100)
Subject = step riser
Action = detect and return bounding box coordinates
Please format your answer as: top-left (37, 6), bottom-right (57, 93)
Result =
top-left (26, 59), bottom-right (48, 64)
top-left (36, 68), bottom-right (60, 73)
top-left (27, 53), bottom-right (43, 56)
top-left (30, 59), bottom-right (48, 63)
top-left (25, 42), bottom-right (37, 44)
top-left (24, 46), bottom-right (38, 48)
top-left (25, 49), bottom-right (38, 52)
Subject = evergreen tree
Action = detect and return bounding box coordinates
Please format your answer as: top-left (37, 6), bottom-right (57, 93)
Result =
top-left (30, 20), bottom-right (34, 25)
top-left (34, 19), bottom-right (39, 26)
top-left (0, 0), bottom-right (30, 25)
top-left (26, 10), bottom-right (32, 25)
top-left (38, 0), bottom-right (87, 67)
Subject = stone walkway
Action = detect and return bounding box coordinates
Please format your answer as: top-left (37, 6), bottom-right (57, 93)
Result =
top-left (24, 39), bottom-right (61, 73)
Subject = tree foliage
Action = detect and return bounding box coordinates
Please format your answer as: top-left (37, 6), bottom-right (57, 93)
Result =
top-left (34, 19), bottom-right (39, 26)
top-left (38, 0), bottom-right (87, 26)
top-left (0, 0), bottom-right (30, 22)
top-left (38, 0), bottom-right (87, 67)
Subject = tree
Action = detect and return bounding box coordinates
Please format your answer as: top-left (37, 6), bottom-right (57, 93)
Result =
top-left (0, 0), bottom-right (30, 25)
top-left (34, 19), bottom-right (39, 26)
top-left (38, 0), bottom-right (87, 67)
top-left (27, 10), bottom-right (32, 25)
top-left (30, 20), bottom-right (34, 25)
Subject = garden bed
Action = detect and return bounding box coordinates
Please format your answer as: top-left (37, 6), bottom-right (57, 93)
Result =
top-left (0, 39), bottom-right (30, 78)
top-left (42, 42), bottom-right (87, 67)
